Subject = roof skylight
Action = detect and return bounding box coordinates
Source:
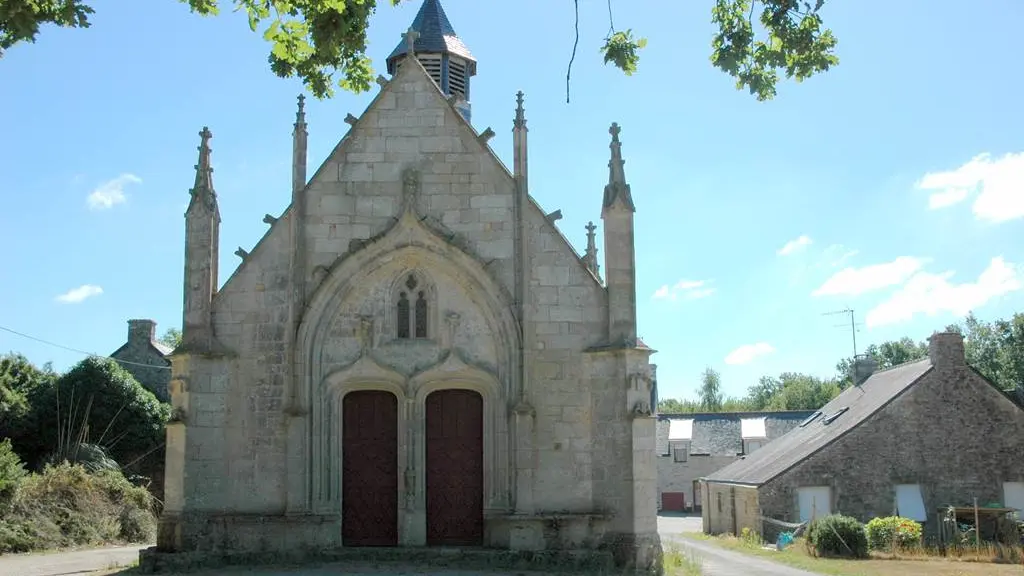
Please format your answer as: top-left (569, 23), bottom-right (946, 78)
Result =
top-left (822, 407), bottom-right (850, 424)
top-left (799, 411), bottom-right (821, 427)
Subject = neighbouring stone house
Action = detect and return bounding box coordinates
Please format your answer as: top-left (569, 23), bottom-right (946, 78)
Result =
top-left (157, 0), bottom-right (660, 570)
top-left (656, 411), bottom-right (813, 513)
top-left (110, 319), bottom-right (173, 401)
top-left (701, 332), bottom-right (1024, 540)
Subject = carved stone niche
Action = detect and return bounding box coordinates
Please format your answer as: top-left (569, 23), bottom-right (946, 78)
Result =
top-left (627, 372), bottom-right (654, 418)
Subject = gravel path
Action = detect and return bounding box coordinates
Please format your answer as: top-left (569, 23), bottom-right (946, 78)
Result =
top-left (0, 515), bottom-right (820, 576)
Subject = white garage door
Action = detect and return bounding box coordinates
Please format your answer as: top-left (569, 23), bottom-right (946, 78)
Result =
top-left (1004, 482), bottom-right (1024, 518)
top-left (798, 486), bottom-right (832, 522)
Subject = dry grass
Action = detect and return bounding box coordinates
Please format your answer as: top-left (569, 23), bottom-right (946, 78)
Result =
top-left (663, 542), bottom-right (704, 575)
top-left (0, 463), bottom-right (156, 554)
top-left (687, 532), bottom-right (1024, 576)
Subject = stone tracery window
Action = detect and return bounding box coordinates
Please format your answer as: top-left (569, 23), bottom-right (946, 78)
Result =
top-left (396, 273), bottom-right (430, 339)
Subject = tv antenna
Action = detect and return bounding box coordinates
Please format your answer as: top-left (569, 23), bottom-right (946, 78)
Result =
top-left (823, 308), bottom-right (863, 358)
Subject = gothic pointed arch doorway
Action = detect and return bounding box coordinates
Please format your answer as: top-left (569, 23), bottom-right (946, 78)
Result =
top-left (425, 388), bottom-right (484, 546)
top-left (342, 390), bottom-right (399, 546)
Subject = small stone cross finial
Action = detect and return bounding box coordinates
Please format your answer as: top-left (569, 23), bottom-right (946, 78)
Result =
top-left (403, 27), bottom-right (420, 55)
top-left (585, 221), bottom-right (597, 236)
top-left (609, 122), bottom-right (621, 142)
top-left (297, 94), bottom-right (305, 112)
top-left (199, 126), bottom-right (212, 144)
top-left (514, 91), bottom-right (526, 128)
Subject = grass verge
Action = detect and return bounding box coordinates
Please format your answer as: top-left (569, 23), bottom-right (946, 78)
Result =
top-left (684, 532), bottom-right (1024, 576)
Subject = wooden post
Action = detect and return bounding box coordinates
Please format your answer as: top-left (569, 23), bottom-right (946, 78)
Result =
top-left (974, 497), bottom-right (981, 560)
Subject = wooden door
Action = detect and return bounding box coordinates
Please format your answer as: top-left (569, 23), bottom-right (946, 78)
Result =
top-left (425, 388), bottom-right (483, 546)
top-left (342, 390), bottom-right (398, 546)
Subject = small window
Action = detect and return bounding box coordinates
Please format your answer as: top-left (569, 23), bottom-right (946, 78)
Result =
top-left (396, 292), bottom-right (411, 339)
top-left (799, 411), bottom-right (822, 427)
top-left (395, 273), bottom-right (430, 340)
top-left (745, 440), bottom-right (763, 454)
top-left (822, 407), bottom-right (849, 425)
top-left (673, 444), bottom-right (688, 463)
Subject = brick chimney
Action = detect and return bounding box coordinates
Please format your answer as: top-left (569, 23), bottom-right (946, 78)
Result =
top-left (928, 331), bottom-right (965, 367)
top-left (127, 319), bottom-right (157, 344)
top-left (852, 354), bottom-right (878, 386)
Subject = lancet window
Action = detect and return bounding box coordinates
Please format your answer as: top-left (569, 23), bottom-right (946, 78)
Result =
top-left (396, 273), bottom-right (430, 339)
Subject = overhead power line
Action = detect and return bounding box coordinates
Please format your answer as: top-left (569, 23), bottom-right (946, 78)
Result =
top-left (0, 324), bottom-right (172, 371)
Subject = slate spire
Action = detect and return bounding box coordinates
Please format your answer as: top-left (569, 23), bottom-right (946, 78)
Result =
top-left (385, 0), bottom-right (475, 71)
top-left (385, 0), bottom-right (477, 122)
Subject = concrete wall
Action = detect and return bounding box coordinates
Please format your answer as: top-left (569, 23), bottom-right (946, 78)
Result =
top-left (759, 337), bottom-right (1024, 537)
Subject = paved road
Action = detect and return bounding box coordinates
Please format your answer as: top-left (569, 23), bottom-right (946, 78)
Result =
top-left (0, 545), bottom-right (145, 576)
top-left (658, 514), bottom-right (818, 576)
top-left (0, 515), bottom-right (815, 576)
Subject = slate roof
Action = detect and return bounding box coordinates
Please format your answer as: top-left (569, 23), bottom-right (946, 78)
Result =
top-left (152, 340), bottom-right (174, 356)
top-left (386, 0), bottom-right (475, 74)
top-left (658, 411), bottom-right (815, 457)
top-left (705, 359), bottom-right (934, 486)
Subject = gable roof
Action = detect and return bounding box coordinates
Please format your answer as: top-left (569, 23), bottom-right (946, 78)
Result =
top-left (657, 411), bottom-right (815, 457)
top-left (110, 339), bottom-right (173, 363)
top-left (705, 359), bottom-right (933, 486)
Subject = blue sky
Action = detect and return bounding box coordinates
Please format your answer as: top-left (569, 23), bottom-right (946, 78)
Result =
top-left (1, 0), bottom-right (1022, 401)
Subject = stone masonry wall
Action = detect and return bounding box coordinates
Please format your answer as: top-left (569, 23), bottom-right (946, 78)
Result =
top-left (704, 483), bottom-right (759, 536)
top-left (527, 207), bottom-right (607, 512)
top-left (111, 320), bottom-right (172, 402)
top-left (185, 56), bottom-right (614, 522)
top-left (759, 362), bottom-right (1024, 535)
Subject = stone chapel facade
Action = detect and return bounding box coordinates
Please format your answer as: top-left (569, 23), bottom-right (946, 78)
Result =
top-left (159, 0), bottom-right (660, 570)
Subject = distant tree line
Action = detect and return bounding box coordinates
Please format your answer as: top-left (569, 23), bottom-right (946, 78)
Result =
top-left (657, 311), bottom-right (1024, 414)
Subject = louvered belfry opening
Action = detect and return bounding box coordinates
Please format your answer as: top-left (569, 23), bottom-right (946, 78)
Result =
top-left (447, 57), bottom-right (468, 100)
top-left (418, 54), bottom-right (443, 88)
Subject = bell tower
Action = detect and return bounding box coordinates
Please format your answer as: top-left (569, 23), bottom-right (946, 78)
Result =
top-left (385, 0), bottom-right (477, 123)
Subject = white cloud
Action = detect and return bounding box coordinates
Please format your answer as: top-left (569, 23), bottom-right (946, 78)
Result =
top-left (916, 152), bottom-right (1024, 222)
top-left (724, 342), bottom-right (776, 365)
top-left (55, 284), bottom-right (104, 304)
top-left (820, 244), bottom-right (859, 268)
top-left (86, 173), bottom-right (141, 210)
top-left (866, 257), bottom-right (1022, 328)
top-left (652, 279), bottom-right (715, 301)
top-left (813, 257), bottom-right (926, 297)
top-left (777, 235), bottom-right (813, 256)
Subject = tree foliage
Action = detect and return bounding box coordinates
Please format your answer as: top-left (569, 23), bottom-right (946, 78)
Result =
top-left (1, 0), bottom-right (837, 101)
top-left (834, 336), bottom-right (929, 386)
top-left (947, 312), bottom-right (1024, 394)
top-left (698, 366), bottom-right (724, 411)
top-left (10, 357), bottom-right (169, 476)
top-left (710, 0), bottom-right (839, 100)
top-left (0, 354), bottom-right (56, 440)
top-left (160, 327), bottom-right (183, 349)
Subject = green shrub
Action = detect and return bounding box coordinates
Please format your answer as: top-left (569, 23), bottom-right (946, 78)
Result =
top-left (865, 516), bottom-right (923, 550)
top-left (0, 462), bottom-right (156, 553)
top-left (0, 438), bottom-right (27, 510)
top-left (13, 357), bottom-right (169, 476)
top-left (806, 514), bottom-right (868, 558)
